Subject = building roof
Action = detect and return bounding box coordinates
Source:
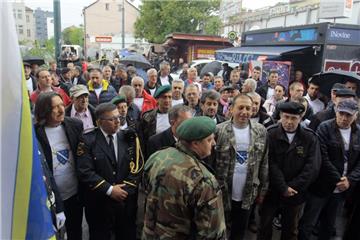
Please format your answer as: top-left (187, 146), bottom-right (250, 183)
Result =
top-left (166, 32), bottom-right (229, 43)
top-left (25, 6), bottom-right (33, 12)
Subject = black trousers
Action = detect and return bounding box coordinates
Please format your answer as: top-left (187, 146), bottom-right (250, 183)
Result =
top-left (85, 193), bottom-right (137, 240)
top-left (230, 200), bottom-right (251, 240)
top-left (257, 197), bottom-right (304, 240)
top-left (63, 194), bottom-right (83, 240)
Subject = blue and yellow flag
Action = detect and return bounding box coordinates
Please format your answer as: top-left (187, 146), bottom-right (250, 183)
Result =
top-left (0, 2), bottom-right (55, 239)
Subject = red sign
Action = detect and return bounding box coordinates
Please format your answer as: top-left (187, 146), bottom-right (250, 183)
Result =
top-left (324, 59), bottom-right (360, 75)
top-left (95, 36), bottom-right (112, 43)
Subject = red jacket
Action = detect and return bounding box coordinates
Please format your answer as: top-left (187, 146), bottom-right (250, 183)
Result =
top-left (30, 86), bottom-right (71, 106)
top-left (141, 90), bottom-right (157, 113)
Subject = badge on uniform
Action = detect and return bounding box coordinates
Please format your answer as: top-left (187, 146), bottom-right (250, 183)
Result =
top-left (296, 146), bottom-right (304, 157)
top-left (236, 151), bottom-right (248, 164)
top-left (77, 142), bottom-right (85, 156)
top-left (56, 149), bottom-right (69, 165)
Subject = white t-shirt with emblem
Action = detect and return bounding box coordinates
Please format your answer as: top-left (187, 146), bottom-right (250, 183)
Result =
top-left (45, 125), bottom-right (78, 200)
top-left (232, 124), bottom-right (250, 201)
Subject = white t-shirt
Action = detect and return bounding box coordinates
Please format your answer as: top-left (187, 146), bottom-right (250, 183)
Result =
top-left (333, 127), bottom-right (351, 193)
top-left (149, 88), bottom-right (156, 96)
top-left (94, 87), bottom-right (102, 98)
top-left (45, 125), bottom-right (78, 200)
top-left (134, 97), bottom-right (144, 110)
top-left (26, 77), bottom-right (34, 94)
top-left (305, 94), bottom-right (325, 114)
top-left (232, 124), bottom-right (250, 201)
top-left (156, 113), bottom-right (170, 134)
top-left (172, 98), bottom-right (184, 106)
top-left (286, 132), bottom-right (296, 144)
top-left (266, 87), bottom-right (275, 100)
top-left (160, 76), bottom-right (170, 86)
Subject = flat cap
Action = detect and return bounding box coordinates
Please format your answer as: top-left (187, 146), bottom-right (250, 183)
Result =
top-left (176, 116), bottom-right (216, 141)
top-left (111, 95), bottom-right (127, 105)
top-left (69, 84), bottom-right (89, 98)
top-left (154, 85), bottom-right (171, 98)
top-left (332, 83), bottom-right (346, 91)
top-left (336, 99), bottom-right (358, 115)
top-left (278, 101), bottom-right (305, 115)
top-left (219, 86), bottom-right (235, 93)
top-left (335, 88), bottom-right (356, 97)
top-left (23, 62), bottom-right (31, 67)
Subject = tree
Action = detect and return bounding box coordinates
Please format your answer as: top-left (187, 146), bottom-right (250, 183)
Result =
top-left (134, 0), bottom-right (221, 43)
top-left (62, 25), bottom-right (84, 46)
top-left (204, 16), bottom-right (222, 36)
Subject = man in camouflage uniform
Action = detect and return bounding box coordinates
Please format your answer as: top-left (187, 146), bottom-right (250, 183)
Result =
top-left (214, 93), bottom-right (268, 239)
top-left (142, 116), bottom-right (226, 239)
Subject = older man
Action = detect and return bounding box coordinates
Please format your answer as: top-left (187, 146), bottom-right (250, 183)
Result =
top-left (214, 94), bottom-right (268, 239)
top-left (214, 76), bottom-right (225, 92)
top-left (87, 68), bottom-right (117, 107)
top-left (34, 92), bottom-right (84, 239)
top-left (65, 85), bottom-right (96, 132)
top-left (144, 68), bottom-right (158, 96)
top-left (146, 105), bottom-right (192, 157)
top-left (77, 103), bottom-right (143, 240)
top-left (30, 69), bottom-right (71, 106)
top-left (111, 64), bottom-right (128, 92)
top-left (241, 78), bottom-right (257, 94)
top-left (102, 65), bottom-right (113, 82)
top-left (131, 76), bottom-right (157, 114)
top-left (143, 117), bottom-right (226, 239)
top-left (119, 85), bottom-right (141, 121)
top-left (184, 84), bottom-right (201, 116)
top-left (197, 90), bottom-right (226, 124)
top-left (157, 61), bottom-right (173, 86)
top-left (184, 67), bottom-right (198, 87)
top-left (111, 95), bottom-right (138, 131)
top-left (299, 99), bottom-right (360, 240)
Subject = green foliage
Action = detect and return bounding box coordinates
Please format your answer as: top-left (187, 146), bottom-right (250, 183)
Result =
top-left (22, 37), bottom-right (55, 63)
top-left (204, 16), bottom-right (222, 35)
top-left (62, 26), bottom-right (84, 46)
top-left (134, 0), bottom-right (221, 43)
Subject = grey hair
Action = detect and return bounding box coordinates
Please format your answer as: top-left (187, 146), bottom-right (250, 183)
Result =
top-left (244, 78), bottom-right (257, 92)
top-left (147, 68), bottom-right (157, 76)
top-left (159, 61), bottom-right (170, 70)
top-left (200, 90), bottom-right (220, 104)
top-left (172, 79), bottom-right (185, 87)
top-left (131, 76), bottom-right (144, 86)
top-left (246, 91), bottom-right (261, 100)
top-left (119, 85), bottom-right (135, 99)
top-left (168, 105), bottom-right (192, 124)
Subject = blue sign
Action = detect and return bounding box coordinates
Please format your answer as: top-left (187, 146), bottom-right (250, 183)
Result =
top-left (244, 28), bottom-right (318, 44)
top-left (327, 28), bottom-right (360, 45)
top-left (215, 52), bottom-right (260, 63)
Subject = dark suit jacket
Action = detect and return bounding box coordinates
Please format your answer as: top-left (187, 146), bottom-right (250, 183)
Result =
top-left (146, 127), bottom-right (176, 159)
top-left (156, 74), bottom-right (173, 86)
top-left (77, 128), bottom-right (142, 204)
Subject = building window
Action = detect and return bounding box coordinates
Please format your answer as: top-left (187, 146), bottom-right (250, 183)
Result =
top-left (26, 15), bottom-right (30, 22)
top-left (18, 13), bottom-right (22, 19)
top-left (27, 29), bottom-right (31, 37)
top-left (105, 3), bottom-right (109, 10)
top-left (18, 25), bottom-right (24, 34)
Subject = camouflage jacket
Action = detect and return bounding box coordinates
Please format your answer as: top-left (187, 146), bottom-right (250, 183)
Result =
top-left (142, 142), bottom-right (226, 240)
top-left (214, 120), bottom-right (268, 226)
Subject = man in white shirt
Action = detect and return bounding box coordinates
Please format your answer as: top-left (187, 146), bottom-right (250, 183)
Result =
top-left (157, 61), bottom-right (173, 86)
top-left (257, 69), bottom-right (279, 100)
top-left (171, 79), bottom-right (185, 106)
top-left (131, 76), bottom-right (157, 113)
top-left (24, 62), bottom-right (36, 95)
top-left (77, 103), bottom-right (143, 240)
top-left (305, 82), bottom-right (325, 114)
top-left (214, 94), bottom-right (268, 239)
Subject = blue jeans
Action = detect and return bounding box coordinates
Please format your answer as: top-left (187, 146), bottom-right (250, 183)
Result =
top-left (299, 192), bottom-right (345, 240)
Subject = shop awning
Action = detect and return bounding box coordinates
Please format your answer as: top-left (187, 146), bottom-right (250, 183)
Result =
top-left (215, 45), bottom-right (312, 63)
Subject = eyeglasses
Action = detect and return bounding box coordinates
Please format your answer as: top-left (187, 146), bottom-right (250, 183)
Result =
top-left (100, 115), bottom-right (122, 122)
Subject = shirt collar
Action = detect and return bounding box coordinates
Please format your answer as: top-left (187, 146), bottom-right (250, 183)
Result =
top-left (99, 127), bottom-right (117, 142)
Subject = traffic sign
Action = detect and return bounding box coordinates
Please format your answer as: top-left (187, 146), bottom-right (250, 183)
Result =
top-left (228, 31), bottom-right (237, 40)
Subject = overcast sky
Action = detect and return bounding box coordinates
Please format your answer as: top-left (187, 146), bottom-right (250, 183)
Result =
top-left (22, 0), bottom-right (289, 28)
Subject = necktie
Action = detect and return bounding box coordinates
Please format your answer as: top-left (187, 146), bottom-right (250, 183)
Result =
top-left (108, 135), bottom-right (116, 162)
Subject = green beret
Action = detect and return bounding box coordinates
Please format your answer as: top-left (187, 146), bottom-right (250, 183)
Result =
top-left (111, 95), bottom-right (127, 105)
top-left (176, 116), bottom-right (216, 141)
top-left (154, 85), bottom-right (171, 99)
top-left (278, 101), bottom-right (305, 115)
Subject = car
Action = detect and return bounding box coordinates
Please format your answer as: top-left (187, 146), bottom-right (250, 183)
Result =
top-left (170, 59), bottom-right (213, 80)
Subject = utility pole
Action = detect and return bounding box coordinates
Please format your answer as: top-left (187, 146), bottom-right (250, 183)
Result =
top-left (122, 0), bottom-right (125, 49)
top-left (53, 0), bottom-right (61, 65)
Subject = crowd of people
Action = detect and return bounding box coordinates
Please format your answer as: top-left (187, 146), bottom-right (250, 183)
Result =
top-left (23, 57), bottom-right (360, 240)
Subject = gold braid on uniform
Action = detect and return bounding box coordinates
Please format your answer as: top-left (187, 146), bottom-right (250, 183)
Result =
top-left (129, 135), bottom-right (144, 174)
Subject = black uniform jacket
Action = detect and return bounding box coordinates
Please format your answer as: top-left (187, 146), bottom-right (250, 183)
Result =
top-left (146, 127), bottom-right (176, 159)
top-left (267, 123), bottom-right (321, 205)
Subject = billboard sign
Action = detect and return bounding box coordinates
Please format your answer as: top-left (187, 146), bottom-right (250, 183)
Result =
top-left (319, 0), bottom-right (353, 19)
top-left (95, 36), bottom-right (112, 43)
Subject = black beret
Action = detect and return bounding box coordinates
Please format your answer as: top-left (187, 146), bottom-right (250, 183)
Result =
top-left (278, 101), bottom-right (305, 115)
top-left (335, 88), bottom-right (356, 97)
top-left (154, 85), bottom-right (171, 98)
top-left (176, 116), bottom-right (216, 141)
top-left (331, 83), bottom-right (346, 91)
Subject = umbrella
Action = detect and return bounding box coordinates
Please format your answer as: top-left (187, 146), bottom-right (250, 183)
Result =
top-left (200, 61), bottom-right (222, 78)
top-left (23, 56), bottom-right (45, 66)
top-left (120, 53), bottom-right (152, 69)
top-left (308, 70), bottom-right (360, 97)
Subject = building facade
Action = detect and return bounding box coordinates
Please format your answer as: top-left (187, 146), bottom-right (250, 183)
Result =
top-left (221, 0), bottom-right (360, 40)
top-left (34, 8), bottom-right (54, 42)
top-left (83, 0), bottom-right (141, 58)
top-left (12, 1), bottom-right (35, 43)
